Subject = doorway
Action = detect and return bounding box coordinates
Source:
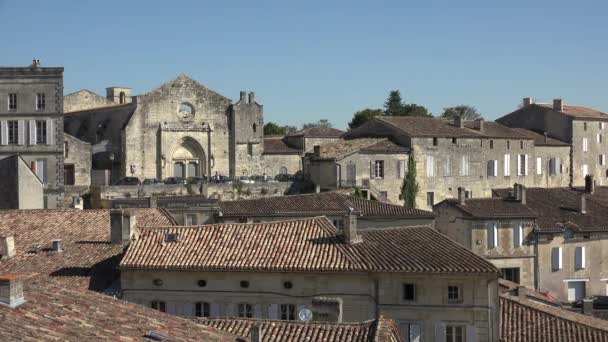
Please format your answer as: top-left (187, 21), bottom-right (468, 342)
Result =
top-left (567, 281), bottom-right (586, 302)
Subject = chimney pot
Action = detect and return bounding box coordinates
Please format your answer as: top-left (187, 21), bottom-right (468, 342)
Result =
top-left (585, 175), bottom-right (595, 194)
top-left (250, 324), bottom-right (263, 342)
top-left (110, 210), bottom-right (137, 244)
top-left (474, 119), bottom-right (484, 132)
top-left (51, 239), bottom-right (63, 253)
top-left (553, 99), bottom-right (563, 112)
top-left (0, 236), bottom-right (16, 260)
top-left (519, 185), bottom-right (527, 205)
top-left (513, 183), bottom-right (521, 201)
top-left (0, 274), bottom-right (26, 308)
top-left (239, 91), bottom-right (246, 103)
top-left (248, 92), bottom-right (255, 104)
top-left (343, 207), bottom-right (362, 244)
top-left (523, 97), bottom-right (533, 107)
top-left (457, 187), bottom-right (466, 205)
top-left (454, 115), bottom-right (464, 128)
top-left (311, 297), bottom-right (343, 323)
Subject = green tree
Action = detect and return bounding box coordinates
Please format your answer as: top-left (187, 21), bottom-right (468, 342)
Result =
top-left (302, 119), bottom-right (332, 129)
top-left (264, 122), bottom-right (297, 136)
top-left (399, 155), bottom-right (419, 208)
top-left (384, 90), bottom-right (405, 116)
top-left (402, 103), bottom-right (432, 117)
top-left (352, 187), bottom-right (365, 198)
top-left (348, 108), bottom-right (384, 130)
top-left (441, 105), bottom-right (482, 120)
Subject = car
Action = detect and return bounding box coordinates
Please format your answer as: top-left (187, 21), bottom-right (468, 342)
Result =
top-left (217, 175), bottom-right (233, 184)
top-left (142, 178), bottom-right (162, 185)
top-left (163, 177), bottom-right (187, 185)
top-left (113, 177), bottom-right (141, 186)
top-left (238, 176), bottom-right (255, 184)
top-left (186, 176), bottom-right (207, 184)
top-left (274, 174), bottom-right (295, 182)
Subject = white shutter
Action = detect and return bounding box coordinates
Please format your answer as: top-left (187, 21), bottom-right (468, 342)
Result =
top-left (575, 246), bottom-right (586, 269)
top-left (398, 160), bottom-right (405, 178)
top-left (556, 158), bottom-right (562, 174)
top-left (183, 302), bottom-right (194, 317)
top-left (46, 118), bottom-right (54, 145)
top-left (466, 325), bottom-right (477, 342)
top-left (524, 154), bottom-right (529, 176)
top-left (504, 154), bottom-right (510, 176)
top-left (517, 154), bottom-right (522, 176)
top-left (583, 138), bottom-right (588, 152)
top-left (166, 302), bottom-right (176, 315)
top-left (445, 157), bottom-right (451, 176)
top-left (17, 120), bottom-right (25, 145)
top-left (536, 157), bottom-right (542, 175)
top-left (583, 164), bottom-right (589, 176)
top-left (552, 247), bottom-right (563, 270)
top-left (601, 155), bottom-right (606, 166)
top-left (487, 223), bottom-right (496, 248)
top-left (519, 224), bottom-right (524, 246)
top-left (409, 324), bottom-right (421, 342)
top-left (370, 161), bottom-right (374, 178)
top-left (513, 224), bottom-right (521, 248)
top-left (29, 120), bottom-right (36, 145)
top-left (0, 121), bottom-right (7, 145)
top-left (427, 156), bottom-right (434, 177)
top-left (267, 304), bottom-right (278, 319)
top-left (494, 160), bottom-right (498, 177)
top-left (210, 303), bottom-right (220, 317)
top-left (225, 303), bottom-right (234, 317)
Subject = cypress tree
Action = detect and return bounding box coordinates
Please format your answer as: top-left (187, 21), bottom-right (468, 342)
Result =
top-left (400, 155), bottom-right (419, 208)
top-left (384, 90), bottom-right (405, 116)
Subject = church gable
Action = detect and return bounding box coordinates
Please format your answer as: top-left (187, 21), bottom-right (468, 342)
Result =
top-left (140, 74), bottom-right (232, 103)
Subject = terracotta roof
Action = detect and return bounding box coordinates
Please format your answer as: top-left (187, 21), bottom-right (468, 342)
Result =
top-left (310, 138), bottom-right (408, 160)
top-left (509, 128), bottom-right (569, 146)
top-left (218, 192), bottom-right (433, 218)
top-left (500, 294), bottom-right (608, 342)
top-left (198, 317), bottom-right (402, 342)
top-left (439, 198), bottom-right (537, 219)
top-left (493, 187), bottom-right (608, 232)
top-left (288, 127), bottom-right (344, 138)
top-left (0, 275), bottom-right (237, 342)
top-left (120, 217), bottom-right (498, 274)
top-left (0, 209), bottom-right (175, 291)
top-left (263, 137), bottom-right (301, 155)
top-left (379, 116), bottom-right (531, 139)
top-left (536, 103), bottom-right (608, 121)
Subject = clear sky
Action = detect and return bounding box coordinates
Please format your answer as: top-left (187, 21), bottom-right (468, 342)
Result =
top-left (1, 0), bottom-right (607, 129)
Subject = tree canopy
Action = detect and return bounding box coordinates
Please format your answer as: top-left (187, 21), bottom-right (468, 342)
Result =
top-left (440, 105), bottom-right (482, 120)
top-left (263, 122), bottom-right (296, 136)
top-left (383, 90), bottom-right (431, 117)
top-left (348, 108), bottom-right (384, 130)
top-left (302, 119), bottom-right (333, 129)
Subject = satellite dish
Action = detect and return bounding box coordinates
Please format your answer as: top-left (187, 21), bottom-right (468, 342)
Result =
top-left (298, 308), bottom-right (313, 322)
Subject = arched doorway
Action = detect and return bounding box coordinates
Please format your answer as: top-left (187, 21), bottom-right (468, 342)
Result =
top-left (168, 137), bottom-right (206, 178)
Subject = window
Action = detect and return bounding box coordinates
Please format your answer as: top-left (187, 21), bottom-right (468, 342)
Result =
top-left (575, 246), bottom-right (586, 270)
top-left (380, 191), bottom-right (388, 201)
top-left (32, 159), bottom-right (48, 183)
top-left (487, 223), bottom-right (498, 248)
top-left (507, 140), bottom-right (510, 149)
top-left (119, 91), bottom-right (126, 104)
top-left (549, 158), bottom-right (561, 176)
top-left (598, 133), bottom-right (603, 144)
top-left (8, 93), bottom-right (16, 110)
top-left (7, 121), bottom-right (18, 145)
top-left (517, 154), bottom-right (528, 176)
top-left (501, 267), bottom-right (521, 284)
top-left (35, 120), bottom-right (47, 144)
top-left (373, 160), bottom-right (384, 178)
top-left (452, 137), bottom-right (457, 144)
top-left (513, 223), bottom-right (524, 247)
top-left (487, 160), bottom-right (498, 177)
top-left (253, 123), bottom-right (257, 133)
top-left (195, 302), bottom-right (210, 317)
top-left (185, 214), bottom-right (197, 225)
top-left (446, 325), bottom-right (464, 342)
top-left (433, 137), bottom-right (438, 146)
top-left (504, 154), bottom-right (511, 176)
top-left (332, 219), bottom-right (343, 229)
top-left (583, 137), bottom-right (589, 152)
top-left (403, 283), bottom-right (416, 301)
top-left (150, 301), bottom-right (166, 312)
top-left (64, 164), bottom-right (75, 185)
top-left (36, 93), bottom-right (45, 110)
top-left (280, 304), bottom-right (296, 320)
top-left (520, 140), bottom-right (524, 149)
top-left (247, 143), bottom-right (253, 156)
top-left (552, 247), bottom-right (563, 271)
top-left (444, 157), bottom-right (451, 176)
top-left (601, 155), bottom-right (606, 166)
top-left (238, 303), bottom-right (253, 318)
top-left (583, 164), bottom-right (589, 176)
top-left (460, 155), bottom-right (469, 176)
top-left (602, 122), bottom-right (606, 130)
top-left (426, 156), bottom-right (434, 177)
top-left (489, 140), bottom-right (494, 149)
top-left (584, 122), bottom-right (588, 131)
top-left (447, 285), bottom-right (461, 302)
top-left (465, 190), bottom-right (472, 198)
top-left (426, 192), bottom-right (434, 207)
top-left (400, 323), bottom-right (421, 342)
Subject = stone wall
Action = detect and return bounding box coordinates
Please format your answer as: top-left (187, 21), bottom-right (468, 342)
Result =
top-left (261, 154), bottom-right (301, 177)
top-left (63, 89), bottom-right (116, 113)
top-left (64, 133), bottom-right (91, 186)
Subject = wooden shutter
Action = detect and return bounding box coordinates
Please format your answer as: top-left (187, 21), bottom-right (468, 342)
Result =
top-left (46, 119), bottom-right (54, 145)
top-left (516, 154), bottom-right (521, 176)
top-left (0, 121), bottom-right (6, 145)
top-left (552, 247), bottom-right (562, 270)
top-left (398, 160), bottom-right (405, 178)
top-left (17, 120), bottom-right (25, 145)
top-left (556, 158), bottom-right (561, 174)
top-left (253, 304), bottom-right (262, 318)
top-left (370, 160), bottom-right (374, 178)
top-left (524, 154), bottom-right (529, 175)
top-left (536, 157), bottom-right (542, 175)
top-left (487, 160), bottom-right (492, 177)
top-left (575, 246), bottom-right (586, 269)
top-left (487, 223), bottom-right (496, 248)
top-left (210, 303), bottom-right (220, 317)
top-left (504, 154), bottom-right (510, 176)
top-left (513, 224), bottom-right (521, 248)
top-left (29, 120), bottom-right (36, 145)
top-left (444, 156), bottom-right (451, 176)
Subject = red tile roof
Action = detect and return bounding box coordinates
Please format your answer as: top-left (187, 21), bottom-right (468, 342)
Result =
top-left (310, 138), bottom-right (408, 160)
top-left (0, 209), bottom-right (175, 291)
top-left (0, 275), bottom-right (237, 342)
top-left (120, 217), bottom-right (498, 274)
top-left (500, 294), bottom-right (608, 342)
top-left (263, 137), bottom-right (302, 155)
top-left (218, 192), bottom-right (433, 218)
top-left (199, 317), bottom-right (402, 342)
top-left (536, 103), bottom-right (608, 121)
top-left (288, 127), bottom-right (344, 138)
top-left (440, 197), bottom-right (537, 219)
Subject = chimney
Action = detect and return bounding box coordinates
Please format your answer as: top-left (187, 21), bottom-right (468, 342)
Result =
top-left (581, 194), bottom-right (587, 214)
top-left (0, 274), bottom-right (26, 308)
top-left (583, 298), bottom-right (594, 316)
top-left (148, 196), bottom-right (157, 208)
top-left (313, 145), bottom-right (321, 157)
top-left (0, 236), bottom-right (16, 260)
top-left (553, 99), bottom-right (563, 112)
top-left (523, 97), bottom-right (533, 107)
top-left (110, 210), bottom-right (137, 244)
top-left (513, 183), bottom-right (521, 201)
top-left (250, 324), bottom-right (263, 342)
top-left (543, 132), bottom-right (548, 144)
top-left (51, 239), bottom-right (63, 253)
top-left (248, 92), bottom-right (255, 104)
top-left (519, 185), bottom-right (527, 205)
top-left (311, 297), bottom-right (343, 323)
top-left (457, 187), bottom-right (466, 205)
top-left (585, 175), bottom-right (595, 194)
top-left (517, 285), bottom-right (528, 301)
top-left (72, 196), bottom-right (83, 210)
top-left (454, 115), bottom-right (464, 128)
top-left (343, 207), bottom-right (362, 244)
top-left (474, 119), bottom-right (484, 132)
top-left (239, 91), bottom-right (246, 103)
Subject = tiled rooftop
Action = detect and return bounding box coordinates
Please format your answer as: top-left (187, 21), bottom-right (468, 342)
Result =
top-left (510, 128), bottom-right (569, 146)
top-left (218, 192), bottom-right (433, 218)
top-left (310, 138), bottom-right (408, 160)
top-left (536, 103), bottom-right (608, 121)
top-left (0, 275), bottom-right (237, 342)
top-left (0, 209), bottom-right (175, 291)
top-left (288, 126), bottom-right (345, 138)
top-left (440, 197), bottom-right (537, 219)
top-left (198, 317), bottom-right (402, 342)
top-left (263, 137), bottom-right (302, 154)
top-left (120, 217), bottom-right (498, 274)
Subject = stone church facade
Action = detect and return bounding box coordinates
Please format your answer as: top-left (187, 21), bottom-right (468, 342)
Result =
top-left (65, 74), bottom-right (265, 180)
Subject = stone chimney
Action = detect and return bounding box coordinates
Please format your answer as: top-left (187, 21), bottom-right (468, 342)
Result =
top-left (457, 187), bottom-right (466, 205)
top-left (523, 97), bottom-right (533, 107)
top-left (248, 92), bottom-right (255, 104)
top-left (454, 115), bottom-right (464, 128)
top-left (71, 196), bottom-right (83, 210)
top-left (474, 119), bottom-right (484, 133)
top-left (553, 99), bottom-right (563, 112)
top-left (0, 274), bottom-right (26, 308)
top-left (51, 239), bottom-right (63, 253)
top-left (239, 91), bottom-right (246, 103)
top-left (517, 285), bottom-right (528, 301)
top-left (583, 298), bottom-right (594, 316)
top-left (580, 194), bottom-right (587, 214)
top-left (250, 324), bottom-right (263, 342)
top-left (519, 185), bottom-right (527, 205)
top-left (311, 297), bottom-right (343, 323)
top-left (513, 183), bottom-right (521, 201)
top-left (0, 236), bottom-right (16, 260)
top-left (110, 210), bottom-right (137, 244)
top-left (585, 175), bottom-right (595, 194)
top-left (343, 207), bottom-right (362, 244)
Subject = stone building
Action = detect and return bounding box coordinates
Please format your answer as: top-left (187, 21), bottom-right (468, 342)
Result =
top-left (497, 97), bottom-right (608, 186)
top-left (0, 154), bottom-right (44, 209)
top-left (63, 89), bottom-right (119, 113)
top-left (0, 61), bottom-right (65, 208)
top-left (64, 74), bottom-right (264, 181)
top-left (120, 216), bottom-right (500, 341)
top-left (307, 116), bottom-right (571, 209)
top-left (261, 136), bottom-right (302, 177)
top-left (284, 126), bottom-right (344, 153)
top-left (63, 133), bottom-right (91, 187)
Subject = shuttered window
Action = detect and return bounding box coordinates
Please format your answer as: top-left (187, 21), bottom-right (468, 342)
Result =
top-left (513, 223), bottom-right (524, 247)
top-left (600, 155), bottom-right (606, 166)
top-left (583, 138), bottom-right (589, 152)
top-left (504, 154), bottom-right (510, 176)
top-left (444, 157), bottom-right (451, 176)
top-left (552, 247), bottom-right (563, 270)
top-left (575, 246), bottom-right (586, 270)
top-left (536, 157), bottom-right (542, 175)
top-left (460, 156), bottom-right (469, 176)
top-left (487, 160), bottom-right (498, 177)
top-left (426, 156), bottom-right (434, 177)
top-left (398, 160), bottom-right (406, 178)
top-left (487, 223), bottom-right (498, 249)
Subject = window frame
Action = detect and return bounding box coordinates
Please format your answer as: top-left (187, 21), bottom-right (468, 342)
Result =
top-left (35, 120), bottom-right (47, 144)
top-left (36, 93), bottom-right (45, 111)
top-left (150, 300), bottom-right (166, 313)
top-left (447, 285), bottom-right (462, 303)
top-left (280, 304), bottom-right (296, 320)
top-left (373, 160), bottom-right (384, 178)
top-left (7, 120), bottom-right (18, 145)
top-left (195, 302), bottom-right (211, 317)
top-left (402, 283), bottom-right (416, 301)
top-left (8, 93), bottom-right (17, 110)
top-left (445, 325), bottom-right (465, 342)
top-left (238, 303), bottom-right (253, 318)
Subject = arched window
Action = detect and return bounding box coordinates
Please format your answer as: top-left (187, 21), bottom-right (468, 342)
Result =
top-left (178, 103), bottom-right (195, 121)
top-left (195, 302), bottom-right (210, 317)
top-left (253, 123), bottom-right (257, 133)
top-left (279, 166), bottom-right (288, 175)
top-left (119, 92), bottom-right (126, 104)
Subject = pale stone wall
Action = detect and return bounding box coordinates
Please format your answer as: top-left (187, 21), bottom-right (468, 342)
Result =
top-left (303, 137), bottom-right (341, 152)
top-left (571, 120), bottom-right (608, 186)
top-left (261, 154), bottom-right (301, 177)
top-left (63, 90), bottom-right (116, 112)
top-left (64, 133), bottom-right (91, 186)
top-left (121, 269), bottom-right (498, 341)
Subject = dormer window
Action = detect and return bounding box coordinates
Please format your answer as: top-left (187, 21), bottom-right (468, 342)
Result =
top-left (165, 233), bottom-right (178, 242)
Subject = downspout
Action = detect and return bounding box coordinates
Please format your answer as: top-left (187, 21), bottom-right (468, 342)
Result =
top-left (373, 276), bottom-right (380, 319)
top-left (534, 224), bottom-right (540, 290)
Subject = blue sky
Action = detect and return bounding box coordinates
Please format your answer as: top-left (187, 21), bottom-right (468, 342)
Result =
top-left (1, 0), bottom-right (607, 129)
